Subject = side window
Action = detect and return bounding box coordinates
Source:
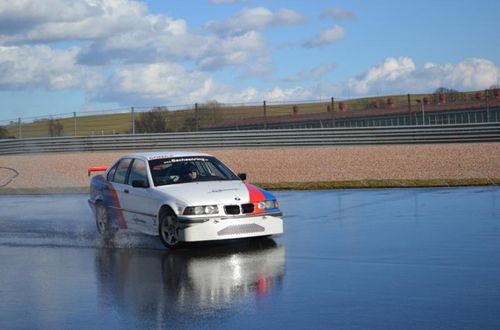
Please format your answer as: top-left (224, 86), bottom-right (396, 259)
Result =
top-left (106, 164), bottom-right (118, 181)
top-left (128, 159), bottom-right (149, 186)
top-left (112, 158), bottom-right (132, 184)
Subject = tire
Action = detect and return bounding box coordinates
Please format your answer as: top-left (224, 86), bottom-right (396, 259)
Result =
top-left (95, 202), bottom-right (115, 240)
top-left (159, 209), bottom-right (182, 248)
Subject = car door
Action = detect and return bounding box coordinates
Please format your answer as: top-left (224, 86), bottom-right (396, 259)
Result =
top-left (107, 158), bottom-right (135, 230)
top-left (120, 158), bottom-right (159, 235)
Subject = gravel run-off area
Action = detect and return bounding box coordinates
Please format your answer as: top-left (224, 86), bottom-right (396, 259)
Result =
top-left (0, 143), bottom-right (499, 192)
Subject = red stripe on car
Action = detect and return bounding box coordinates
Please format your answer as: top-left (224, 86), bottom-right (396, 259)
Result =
top-left (108, 183), bottom-right (128, 229)
top-left (245, 183), bottom-right (265, 215)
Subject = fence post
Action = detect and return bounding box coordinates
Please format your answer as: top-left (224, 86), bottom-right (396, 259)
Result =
top-left (331, 97), bottom-right (335, 128)
top-left (407, 94), bottom-right (412, 125)
top-left (131, 107), bottom-right (135, 134)
top-left (195, 103), bottom-right (199, 132)
top-left (263, 101), bottom-right (267, 129)
top-left (73, 112), bottom-right (77, 136)
top-left (485, 89), bottom-right (490, 122)
top-left (17, 118), bottom-right (22, 139)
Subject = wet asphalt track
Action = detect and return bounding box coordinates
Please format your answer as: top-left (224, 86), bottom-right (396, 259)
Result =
top-left (1, 187), bottom-right (500, 329)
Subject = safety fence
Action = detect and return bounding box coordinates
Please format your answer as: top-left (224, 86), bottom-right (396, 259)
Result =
top-left (1, 89), bottom-right (499, 139)
top-left (0, 123), bottom-right (498, 155)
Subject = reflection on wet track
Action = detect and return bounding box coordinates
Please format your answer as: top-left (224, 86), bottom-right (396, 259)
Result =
top-left (96, 241), bottom-right (284, 328)
top-left (1, 187), bottom-right (500, 329)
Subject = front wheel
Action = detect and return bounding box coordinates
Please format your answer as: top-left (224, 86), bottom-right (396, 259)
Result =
top-left (95, 202), bottom-right (115, 240)
top-left (159, 210), bottom-right (182, 248)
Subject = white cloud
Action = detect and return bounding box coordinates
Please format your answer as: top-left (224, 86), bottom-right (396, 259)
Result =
top-left (0, 0), bottom-right (270, 72)
top-left (93, 62), bottom-right (314, 105)
top-left (1, 40), bottom-right (497, 107)
top-left (219, 57), bottom-right (500, 103)
top-left (194, 31), bottom-right (267, 71)
top-left (0, 0), bottom-right (148, 43)
top-left (339, 57), bottom-right (500, 97)
top-left (212, 86), bottom-right (313, 104)
top-left (0, 45), bottom-right (101, 90)
top-left (303, 25), bottom-right (345, 48)
top-left (265, 87), bottom-right (313, 101)
top-left (346, 57), bottom-right (416, 94)
top-left (438, 58), bottom-right (499, 90)
top-left (95, 63), bottom-right (218, 104)
top-left (205, 7), bottom-right (305, 36)
top-left (0, 0), bottom-right (101, 33)
top-left (236, 88), bottom-right (260, 102)
top-left (320, 8), bottom-right (355, 21)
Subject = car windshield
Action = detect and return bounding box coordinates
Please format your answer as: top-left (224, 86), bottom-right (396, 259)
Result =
top-left (149, 156), bottom-right (240, 186)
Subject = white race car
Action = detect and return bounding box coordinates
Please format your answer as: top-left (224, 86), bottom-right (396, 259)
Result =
top-left (88, 151), bottom-right (283, 248)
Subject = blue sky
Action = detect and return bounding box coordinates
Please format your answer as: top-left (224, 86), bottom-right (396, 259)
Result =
top-left (0, 0), bottom-right (499, 121)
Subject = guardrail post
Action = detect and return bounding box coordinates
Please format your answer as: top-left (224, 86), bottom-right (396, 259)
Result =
top-left (331, 97), bottom-right (335, 128)
top-left (17, 118), bottom-right (22, 139)
top-left (131, 107), bottom-right (135, 134)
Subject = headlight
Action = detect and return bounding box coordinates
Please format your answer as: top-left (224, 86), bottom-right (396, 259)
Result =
top-left (257, 200), bottom-right (279, 210)
top-left (183, 205), bottom-right (219, 216)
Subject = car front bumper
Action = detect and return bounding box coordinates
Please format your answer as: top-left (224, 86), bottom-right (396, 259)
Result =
top-left (178, 213), bottom-right (283, 242)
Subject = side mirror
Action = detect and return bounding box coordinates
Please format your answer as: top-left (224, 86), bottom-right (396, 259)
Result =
top-left (132, 179), bottom-right (149, 188)
top-left (238, 173), bottom-right (247, 181)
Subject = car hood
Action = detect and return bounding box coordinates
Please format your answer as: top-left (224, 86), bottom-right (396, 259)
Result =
top-left (156, 180), bottom-right (255, 206)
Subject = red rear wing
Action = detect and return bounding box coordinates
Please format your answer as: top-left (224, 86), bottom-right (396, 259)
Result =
top-left (88, 166), bottom-right (109, 176)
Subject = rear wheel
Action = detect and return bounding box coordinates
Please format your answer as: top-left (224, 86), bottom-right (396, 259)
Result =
top-left (95, 202), bottom-right (115, 240)
top-left (159, 209), bottom-right (181, 248)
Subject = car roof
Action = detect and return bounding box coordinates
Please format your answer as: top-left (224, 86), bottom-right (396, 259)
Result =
top-left (125, 151), bottom-right (212, 161)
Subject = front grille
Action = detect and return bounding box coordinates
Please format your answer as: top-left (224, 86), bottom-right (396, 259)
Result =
top-left (241, 203), bottom-right (254, 214)
top-left (218, 224), bottom-right (265, 236)
top-left (224, 205), bottom-right (240, 215)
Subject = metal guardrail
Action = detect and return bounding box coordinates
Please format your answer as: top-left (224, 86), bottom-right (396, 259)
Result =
top-left (0, 123), bottom-right (499, 155)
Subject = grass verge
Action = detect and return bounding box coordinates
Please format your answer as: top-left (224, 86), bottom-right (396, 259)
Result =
top-left (0, 178), bottom-right (499, 195)
top-left (257, 178), bottom-right (500, 190)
